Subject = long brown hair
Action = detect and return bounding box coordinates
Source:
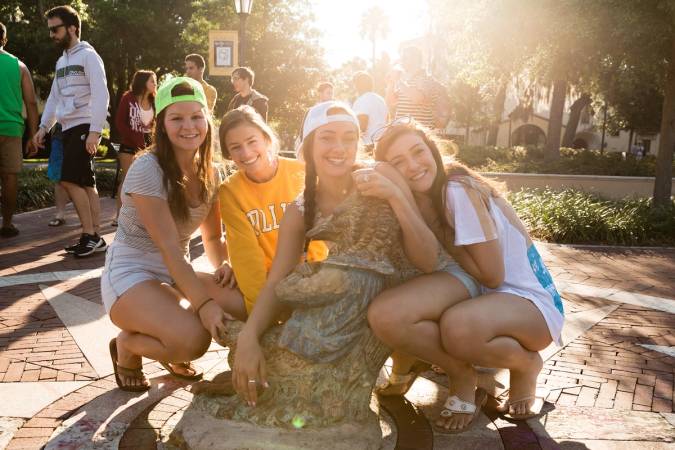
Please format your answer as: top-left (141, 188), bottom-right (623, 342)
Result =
top-left (130, 70), bottom-right (156, 105)
top-left (150, 82), bottom-right (214, 222)
top-left (374, 120), bottom-right (502, 238)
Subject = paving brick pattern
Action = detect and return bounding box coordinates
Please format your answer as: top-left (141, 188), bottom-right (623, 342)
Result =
top-left (541, 297), bottom-right (675, 414)
top-left (1, 199), bottom-right (675, 448)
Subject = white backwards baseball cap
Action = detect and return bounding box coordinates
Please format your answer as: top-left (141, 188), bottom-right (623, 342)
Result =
top-left (301, 101), bottom-right (360, 142)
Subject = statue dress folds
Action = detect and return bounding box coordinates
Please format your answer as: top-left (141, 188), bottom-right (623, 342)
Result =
top-left (163, 192), bottom-right (428, 450)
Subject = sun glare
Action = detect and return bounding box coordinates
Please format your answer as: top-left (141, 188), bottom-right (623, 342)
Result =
top-left (313, 0), bottom-right (430, 68)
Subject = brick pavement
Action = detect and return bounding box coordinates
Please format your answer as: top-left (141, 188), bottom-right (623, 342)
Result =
top-left (0, 198), bottom-right (674, 449)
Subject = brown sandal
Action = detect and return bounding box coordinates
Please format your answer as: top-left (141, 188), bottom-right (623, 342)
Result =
top-left (159, 361), bottom-right (203, 381)
top-left (109, 338), bottom-right (150, 392)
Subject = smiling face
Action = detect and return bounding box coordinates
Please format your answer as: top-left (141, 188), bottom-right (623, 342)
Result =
top-left (384, 132), bottom-right (438, 193)
top-left (311, 121), bottom-right (359, 180)
top-left (163, 101), bottom-right (208, 154)
top-left (225, 123), bottom-right (276, 182)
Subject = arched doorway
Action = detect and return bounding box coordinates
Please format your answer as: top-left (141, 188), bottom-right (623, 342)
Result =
top-left (511, 124), bottom-right (546, 148)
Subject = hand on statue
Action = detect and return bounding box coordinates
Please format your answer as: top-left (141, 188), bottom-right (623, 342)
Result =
top-left (198, 300), bottom-right (232, 341)
top-left (353, 166), bottom-right (402, 201)
top-left (233, 331), bottom-right (268, 406)
top-left (213, 261), bottom-right (237, 289)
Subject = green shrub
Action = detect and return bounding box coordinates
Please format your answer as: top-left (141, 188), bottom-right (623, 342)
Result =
top-left (509, 188), bottom-right (675, 246)
top-left (17, 166), bottom-right (118, 213)
top-left (455, 145), bottom-right (670, 177)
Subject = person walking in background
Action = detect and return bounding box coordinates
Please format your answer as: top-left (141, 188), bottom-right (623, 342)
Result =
top-left (227, 67), bottom-right (269, 122)
top-left (317, 81), bottom-right (334, 103)
top-left (386, 46), bottom-right (445, 130)
top-left (185, 54), bottom-right (217, 113)
top-left (113, 70), bottom-right (157, 226)
top-left (32, 5), bottom-right (109, 257)
top-left (0, 21), bottom-right (39, 238)
top-left (46, 124), bottom-right (71, 227)
top-left (352, 71), bottom-right (388, 155)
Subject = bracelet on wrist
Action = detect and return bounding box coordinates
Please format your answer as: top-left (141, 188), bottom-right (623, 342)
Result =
top-left (195, 297), bottom-right (215, 315)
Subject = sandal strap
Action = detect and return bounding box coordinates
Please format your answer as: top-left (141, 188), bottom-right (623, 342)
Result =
top-left (116, 364), bottom-right (146, 379)
top-left (440, 395), bottom-right (477, 417)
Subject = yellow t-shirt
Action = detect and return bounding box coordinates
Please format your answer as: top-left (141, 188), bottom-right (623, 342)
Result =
top-left (219, 157), bottom-right (328, 313)
top-left (200, 80), bottom-right (218, 112)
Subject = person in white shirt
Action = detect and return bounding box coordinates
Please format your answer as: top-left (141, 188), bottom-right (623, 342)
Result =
top-left (352, 71), bottom-right (388, 154)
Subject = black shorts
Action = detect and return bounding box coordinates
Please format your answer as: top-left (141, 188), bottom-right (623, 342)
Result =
top-left (61, 124), bottom-right (96, 187)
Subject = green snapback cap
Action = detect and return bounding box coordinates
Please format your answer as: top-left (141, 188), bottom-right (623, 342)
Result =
top-left (155, 76), bottom-right (208, 115)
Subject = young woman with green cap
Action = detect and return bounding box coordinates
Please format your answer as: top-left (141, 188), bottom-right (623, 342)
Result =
top-left (101, 77), bottom-right (236, 392)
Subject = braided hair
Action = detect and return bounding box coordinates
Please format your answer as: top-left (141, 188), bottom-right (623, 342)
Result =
top-left (300, 106), bottom-right (357, 252)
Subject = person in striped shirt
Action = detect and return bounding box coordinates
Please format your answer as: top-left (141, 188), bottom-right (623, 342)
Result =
top-left (385, 46), bottom-right (438, 130)
top-left (367, 119), bottom-right (564, 432)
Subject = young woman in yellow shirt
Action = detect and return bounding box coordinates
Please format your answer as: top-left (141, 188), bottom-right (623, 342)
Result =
top-left (216, 106), bottom-right (327, 316)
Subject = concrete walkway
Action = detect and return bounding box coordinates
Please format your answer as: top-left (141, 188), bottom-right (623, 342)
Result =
top-left (0, 198), bottom-right (673, 449)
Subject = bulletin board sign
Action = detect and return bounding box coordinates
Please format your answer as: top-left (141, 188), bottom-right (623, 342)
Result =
top-left (209, 30), bottom-right (239, 76)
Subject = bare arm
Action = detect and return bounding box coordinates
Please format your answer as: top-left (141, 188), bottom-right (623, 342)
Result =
top-left (19, 62), bottom-right (38, 156)
top-left (356, 163), bottom-right (439, 272)
top-left (357, 114), bottom-right (369, 133)
top-left (199, 198), bottom-right (227, 269)
top-left (447, 239), bottom-right (505, 289)
top-left (131, 193), bottom-right (229, 337)
top-left (232, 204), bottom-right (307, 405)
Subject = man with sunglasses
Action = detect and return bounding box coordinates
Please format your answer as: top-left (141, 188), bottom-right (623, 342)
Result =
top-left (32, 5), bottom-right (109, 257)
top-left (227, 67), bottom-right (269, 122)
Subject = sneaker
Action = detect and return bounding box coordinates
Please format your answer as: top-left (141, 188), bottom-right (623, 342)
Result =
top-left (65, 234), bottom-right (87, 253)
top-left (95, 236), bottom-right (108, 252)
top-left (73, 233), bottom-right (103, 258)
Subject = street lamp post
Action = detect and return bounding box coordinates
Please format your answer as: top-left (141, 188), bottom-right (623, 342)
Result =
top-left (233, 0), bottom-right (253, 66)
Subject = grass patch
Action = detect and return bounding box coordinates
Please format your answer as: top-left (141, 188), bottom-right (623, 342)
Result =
top-left (17, 166), bottom-right (117, 213)
top-left (454, 145), bottom-right (673, 177)
top-left (509, 189), bottom-right (675, 246)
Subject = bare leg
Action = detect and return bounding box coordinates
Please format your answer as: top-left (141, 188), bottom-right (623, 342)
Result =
top-left (60, 181), bottom-right (94, 235)
top-left (0, 173), bottom-right (17, 227)
top-left (54, 182), bottom-right (70, 220)
top-left (109, 280), bottom-right (212, 388)
top-left (439, 293), bottom-right (552, 417)
top-left (85, 186), bottom-right (101, 235)
top-left (368, 272), bottom-right (478, 430)
top-left (115, 153), bottom-right (134, 221)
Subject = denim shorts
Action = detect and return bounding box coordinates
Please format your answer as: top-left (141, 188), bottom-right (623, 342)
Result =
top-left (438, 258), bottom-right (481, 299)
top-left (100, 241), bottom-right (173, 314)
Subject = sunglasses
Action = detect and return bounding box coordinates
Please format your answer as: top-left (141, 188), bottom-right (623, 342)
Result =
top-left (48, 24), bottom-right (66, 33)
top-left (371, 116), bottom-right (414, 143)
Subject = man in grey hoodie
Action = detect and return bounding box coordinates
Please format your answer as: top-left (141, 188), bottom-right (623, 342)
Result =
top-left (32, 5), bottom-right (109, 257)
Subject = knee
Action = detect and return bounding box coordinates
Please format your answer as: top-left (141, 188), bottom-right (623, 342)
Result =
top-left (166, 325), bottom-right (211, 361)
top-left (367, 293), bottom-right (409, 343)
top-left (439, 309), bottom-right (476, 358)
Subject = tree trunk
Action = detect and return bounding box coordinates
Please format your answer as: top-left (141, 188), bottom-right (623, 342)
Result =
top-left (627, 129), bottom-right (634, 153)
top-left (653, 38), bottom-right (675, 205)
top-left (487, 80), bottom-right (508, 146)
top-left (561, 93), bottom-right (591, 148)
top-left (545, 79), bottom-right (567, 161)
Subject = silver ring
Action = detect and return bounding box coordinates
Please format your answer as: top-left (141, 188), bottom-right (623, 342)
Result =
top-left (248, 379), bottom-right (256, 383)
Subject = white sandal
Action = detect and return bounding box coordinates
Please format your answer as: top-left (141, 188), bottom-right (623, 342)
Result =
top-left (435, 389), bottom-right (487, 434)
